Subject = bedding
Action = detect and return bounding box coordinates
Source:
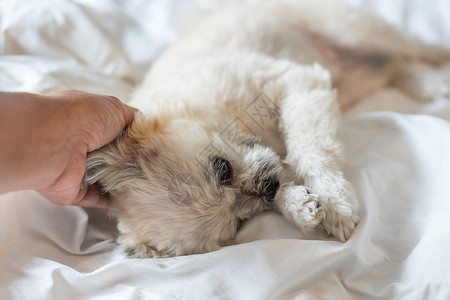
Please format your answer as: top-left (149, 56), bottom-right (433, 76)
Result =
top-left (1, 0), bottom-right (450, 299)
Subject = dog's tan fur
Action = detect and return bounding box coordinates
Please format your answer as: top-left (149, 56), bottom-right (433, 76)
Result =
top-left (85, 0), bottom-right (450, 258)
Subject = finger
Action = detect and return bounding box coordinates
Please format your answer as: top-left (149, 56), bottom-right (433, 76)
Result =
top-left (122, 103), bottom-right (138, 126)
top-left (103, 95), bottom-right (137, 127)
top-left (74, 185), bottom-right (110, 210)
top-left (105, 95), bottom-right (138, 125)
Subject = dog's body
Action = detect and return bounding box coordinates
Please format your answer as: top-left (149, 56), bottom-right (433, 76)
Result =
top-left (86, 0), bottom-right (450, 258)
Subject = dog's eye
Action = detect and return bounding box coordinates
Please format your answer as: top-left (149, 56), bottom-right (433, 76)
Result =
top-left (213, 157), bottom-right (232, 185)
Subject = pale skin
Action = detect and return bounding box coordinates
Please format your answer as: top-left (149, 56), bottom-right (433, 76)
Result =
top-left (0, 90), bottom-right (136, 209)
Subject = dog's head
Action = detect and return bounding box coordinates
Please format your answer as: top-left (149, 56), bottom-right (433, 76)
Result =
top-left (85, 111), bottom-right (282, 258)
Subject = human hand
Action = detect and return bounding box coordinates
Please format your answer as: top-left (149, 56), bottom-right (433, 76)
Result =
top-left (36, 90), bottom-right (137, 209)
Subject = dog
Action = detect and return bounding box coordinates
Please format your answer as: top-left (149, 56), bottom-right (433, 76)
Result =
top-left (85, 0), bottom-right (450, 258)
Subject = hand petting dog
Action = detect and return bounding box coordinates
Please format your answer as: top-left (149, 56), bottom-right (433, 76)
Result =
top-left (0, 90), bottom-right (136, 209)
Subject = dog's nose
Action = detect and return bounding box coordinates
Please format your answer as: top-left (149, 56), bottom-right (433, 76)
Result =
top-left (263, 177), bottom-right (280, 202)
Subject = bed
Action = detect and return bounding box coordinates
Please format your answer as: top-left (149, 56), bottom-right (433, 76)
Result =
top-left (1, 0), bottom-right (450, 298)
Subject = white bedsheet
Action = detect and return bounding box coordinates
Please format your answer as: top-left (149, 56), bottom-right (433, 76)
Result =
top-left (1, 1), bottom-right (450, 299)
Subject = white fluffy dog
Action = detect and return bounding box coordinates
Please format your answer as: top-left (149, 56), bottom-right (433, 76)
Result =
top-left (85, 0), bottom-right (450, 258)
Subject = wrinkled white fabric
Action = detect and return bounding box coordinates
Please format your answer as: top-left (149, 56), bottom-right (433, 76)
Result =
top-left (1, 0), bottom-right (450, 299)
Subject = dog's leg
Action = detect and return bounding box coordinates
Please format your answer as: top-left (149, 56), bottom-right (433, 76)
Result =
top-left (268, 63), bottom-right (358, 241)
top-left (265, 0), bottom-right (450, 64)
top-left (264, 0), bottom-right (450, 106)
top-left (392, 62), bottom-right (450, 102)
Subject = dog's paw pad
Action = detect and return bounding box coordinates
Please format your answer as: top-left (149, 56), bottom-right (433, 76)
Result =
top-left (116, 234), bottom-right (171, 259)
top-left (282, 187), bottom-right (324, 231)
top-left (297, 194), bottom-right (323, 223)
top-left (302, 196), bottom-right (320, 213)
top-left (123, 244), bottom-right (171, 259)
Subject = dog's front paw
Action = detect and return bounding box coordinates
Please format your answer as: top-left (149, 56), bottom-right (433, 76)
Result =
top-left (307, 175), bottom-right (359, 241)
top-left (320, 193), bottom-right (359, 242)
top-left (123, 244), bottom-right (171, 259)
top-left (116, 234), bottom-right (171, 259)
top-left (276, 185), bottom-right (324, 232)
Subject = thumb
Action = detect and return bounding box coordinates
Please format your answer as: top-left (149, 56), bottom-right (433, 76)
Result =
top-left (122, 103), bottom-right (138, 126)
top-left (87, 98), bottom-right (138, 152)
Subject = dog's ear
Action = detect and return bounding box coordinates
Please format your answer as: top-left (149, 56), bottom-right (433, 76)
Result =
top-left (121, 112), bottom-right (169, 152)
top-left (83, 113), bottom-right (167, 192)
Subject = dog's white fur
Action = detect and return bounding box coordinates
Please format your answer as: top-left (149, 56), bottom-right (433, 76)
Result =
top-left (85, 0), bottom-right (450, 258)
